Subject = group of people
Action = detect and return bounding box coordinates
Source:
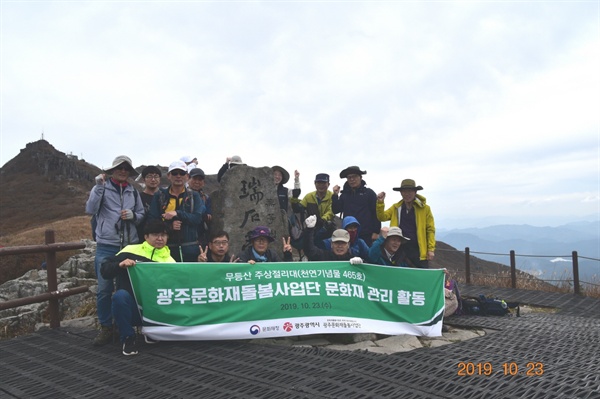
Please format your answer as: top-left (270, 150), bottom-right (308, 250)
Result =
top-left (86, 155), bottom-right (436, 356)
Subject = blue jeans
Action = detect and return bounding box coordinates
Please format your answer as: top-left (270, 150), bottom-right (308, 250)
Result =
top-left (95, 243), bottom-right (121, 327)
top-left (112, 289), bottom-right (142, 343)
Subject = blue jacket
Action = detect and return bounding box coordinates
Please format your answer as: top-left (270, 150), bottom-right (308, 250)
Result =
top-left (148, 187), bottom-right (205, 246)
top-left (332, 180), bottom-right (380, 241)
top-left (322, 216), bottom-right (370, 260)
top-left (368, 236), bottom-right (412, 267)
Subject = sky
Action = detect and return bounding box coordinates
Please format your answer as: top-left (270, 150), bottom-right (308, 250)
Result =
top-left (1, 1), bottom-right (599, 229)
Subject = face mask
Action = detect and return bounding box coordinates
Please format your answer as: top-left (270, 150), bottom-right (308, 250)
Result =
top-left (348, 229), bottom-right (358, 244)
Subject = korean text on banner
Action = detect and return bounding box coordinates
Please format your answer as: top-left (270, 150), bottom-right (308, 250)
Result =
top-left (128, 261), bottom-right (445, 341)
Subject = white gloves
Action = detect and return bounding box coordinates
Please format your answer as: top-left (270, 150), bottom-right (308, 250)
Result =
top-left (305, 215), bottom-right (317, 229)
top-left (350, 257), bottom-right (363, 265)
top-left (122, 209), bottom-right (134, 220)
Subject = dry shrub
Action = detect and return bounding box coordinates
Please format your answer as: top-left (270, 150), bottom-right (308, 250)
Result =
top-left (0, 216), bottom-right (91, 284)
top-left (449, 268), bottom-right (600, 299)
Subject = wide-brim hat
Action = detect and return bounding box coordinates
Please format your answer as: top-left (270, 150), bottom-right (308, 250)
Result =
top-left (386, 227), bottom-right (410, 241)
top-left (393, 179), bottom-right (423, 191)
top-left (272, 165), bottom-right (290, 184)
top-left (230, 155), bottom-right (245, 165)
top-left (249, 226), bottom-right (274, 242)
top-left (340, 166), bottom-right (366, 179)
top-left (105, 155), bottom-right (139, 177)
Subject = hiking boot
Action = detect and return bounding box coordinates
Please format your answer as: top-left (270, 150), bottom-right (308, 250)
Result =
top-left (93, 325), bottom-right (113, 346)
top-left (144, 335), bottom-right (159, 345)
top-left (122, 335), bottom-right (138, 356)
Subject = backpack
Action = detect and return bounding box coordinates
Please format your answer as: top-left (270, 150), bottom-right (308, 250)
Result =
top-left (444, 279), bottom-right (463, 315)
top-left (462, 294), bottom-right (519, 317)
top-left (289, 212), bottom-right (305, 250)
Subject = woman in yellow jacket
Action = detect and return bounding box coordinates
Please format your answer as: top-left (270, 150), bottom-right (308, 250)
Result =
top-left (376, 179), bottom-right (435, 268)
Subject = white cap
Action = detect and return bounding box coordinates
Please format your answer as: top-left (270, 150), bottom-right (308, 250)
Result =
top-left (168, 160), bottom-right (188, 173)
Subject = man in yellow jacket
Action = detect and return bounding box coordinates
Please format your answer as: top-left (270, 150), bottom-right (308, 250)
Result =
top-left (376, 179), bottom-right (435, 268)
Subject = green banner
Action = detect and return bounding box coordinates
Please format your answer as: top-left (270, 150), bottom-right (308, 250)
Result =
top-left (128, 261), bottom-right (445, 341)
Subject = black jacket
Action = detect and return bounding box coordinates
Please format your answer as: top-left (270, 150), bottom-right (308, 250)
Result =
top-left (303, 227), bottom-right (353, 261)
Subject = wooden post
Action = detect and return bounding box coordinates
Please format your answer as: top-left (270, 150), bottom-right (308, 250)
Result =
top-left (572, 251), bottom-right (580, 296)
top-left (465, 247), bottom-right (471, 284)
top-left (45, 230), bottom-right (60, 329)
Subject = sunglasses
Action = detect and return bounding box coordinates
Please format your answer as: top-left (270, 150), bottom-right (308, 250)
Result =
top-left (170, 170), bottom-right (187, 176)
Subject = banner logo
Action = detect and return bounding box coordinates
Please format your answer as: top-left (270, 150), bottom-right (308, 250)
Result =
top-left (283, 322), bottom-right (294, 332)
top-left (249, 325), bottom-right (260, 335)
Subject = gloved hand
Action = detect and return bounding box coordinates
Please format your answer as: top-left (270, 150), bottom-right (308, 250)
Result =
top-left (305, 215), bottom-right (317, 228)
top-left (121, 209), bottom-right (134, 220)
top-left (95, 174), bottom-right (105, 185)
top-left (292, 188), bottom-right (301, 199)
top-left (350, 257), bottom-right (363, 265)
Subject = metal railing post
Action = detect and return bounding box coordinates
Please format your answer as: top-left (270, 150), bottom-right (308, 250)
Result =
top-left (510, 250), bottom-right (516, 289)
top-left (572, 251), bottom-right (580, 296)
top-left (45, 230), bottom-right (60, 329)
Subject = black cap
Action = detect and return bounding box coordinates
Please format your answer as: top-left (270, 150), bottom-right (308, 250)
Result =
top-left (189, 168), bottom-right (205, 178)
top-left (315, 173), bottom-right (330, 182)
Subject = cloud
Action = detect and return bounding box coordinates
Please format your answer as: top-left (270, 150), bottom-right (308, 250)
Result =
top-left (550, 257), bottom-right (572, 263)
top-left (1, 2), bottom-right (598, 228)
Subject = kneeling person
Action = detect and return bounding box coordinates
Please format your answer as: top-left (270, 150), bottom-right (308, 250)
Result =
top-left (304, 215), bottom-right (363, 264)
top-left (197, 231), bottom-right (239, 263)
top-left (100, 220), bottom-right (176, 356)
top-left (237, 226), bottom-right (293, 264)
top-left (369, 227), bottom-right (414, 267)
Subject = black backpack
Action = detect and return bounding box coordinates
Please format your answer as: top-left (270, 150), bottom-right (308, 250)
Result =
top-left (462, 295), bottom-right (519, 317)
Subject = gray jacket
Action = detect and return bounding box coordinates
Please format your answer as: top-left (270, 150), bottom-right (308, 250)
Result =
top-left (85, 180), bottom-right (145, 247)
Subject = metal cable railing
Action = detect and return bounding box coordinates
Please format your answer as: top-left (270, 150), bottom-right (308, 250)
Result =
top-left (437, 246), bottom-right (599, 296)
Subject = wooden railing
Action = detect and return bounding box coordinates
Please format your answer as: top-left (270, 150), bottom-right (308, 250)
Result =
top-left (0, 230), bottom-right (88, 328)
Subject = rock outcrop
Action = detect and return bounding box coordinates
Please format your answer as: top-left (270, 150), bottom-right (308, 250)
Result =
top-left (0, 240), bottom-right (97, 338)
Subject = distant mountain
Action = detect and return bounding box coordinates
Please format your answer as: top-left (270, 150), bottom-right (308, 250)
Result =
top-left (437, 222), bottom-right (600, 282)
top-left (0, 140), bottom-right (103, 236)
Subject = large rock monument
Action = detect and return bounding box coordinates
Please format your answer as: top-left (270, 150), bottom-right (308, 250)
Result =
top-left (209, 165), bottom-right (289, 258)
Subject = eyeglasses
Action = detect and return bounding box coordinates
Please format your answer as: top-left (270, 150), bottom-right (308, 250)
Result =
top-left (145, 174), bottom-right (160, 180)
top-left (170, 170), bottom-right (186, 176)
top-left (211, 240), bottom-right (229, 246)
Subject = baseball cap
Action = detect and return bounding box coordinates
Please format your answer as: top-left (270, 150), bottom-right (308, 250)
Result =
top-left (168, 160), bottom-right (187, 173)
top-left (331, 229), bottom-right (350, 243)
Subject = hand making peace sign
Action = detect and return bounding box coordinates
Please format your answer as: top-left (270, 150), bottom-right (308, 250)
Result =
top-left (197, 245), bottom-right (208, 262)
top-left (282, 237), bottom-right (292, 253)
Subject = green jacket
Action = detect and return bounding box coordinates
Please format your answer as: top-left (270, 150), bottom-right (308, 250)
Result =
top-left (376, 194), bottom-right (435, 260)
top-left (101, 241), bottom-right (176, 294)
top-left (117, 241), bottom-right (176, 263)
top-left (292, 190), bottom-right (334, 221)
